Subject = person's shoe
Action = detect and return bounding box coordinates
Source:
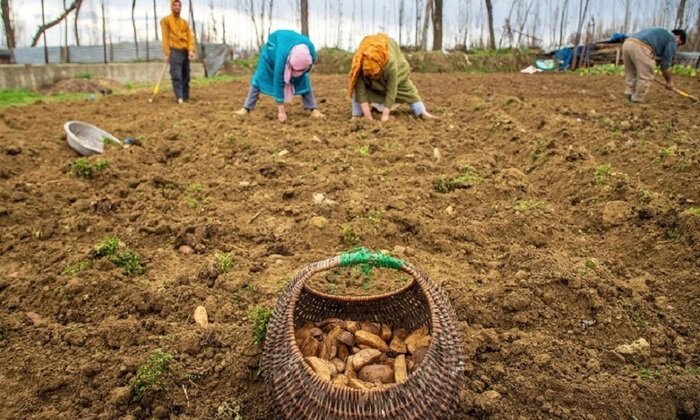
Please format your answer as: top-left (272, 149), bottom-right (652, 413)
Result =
top-left (419, 111), bottom-right (436, 120)
top-left (177, 98), bottom-right (184, 104)
top-left (624, 94), bottom-right (632, 102)
top-left (629, 97), bottom-right (643, 104)
top-left (310, 109), bottom-right (325, 118)
top-left (233, 107), bottom-right (249, 116)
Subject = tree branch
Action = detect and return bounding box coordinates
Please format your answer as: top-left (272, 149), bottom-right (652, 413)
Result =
top-left (31, 0), bottom-right (79, 47)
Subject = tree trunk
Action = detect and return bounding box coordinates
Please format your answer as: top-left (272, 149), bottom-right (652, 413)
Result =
top-left (1, 0), bottom-right (16, 50)
top-left (132, 0), bottom-right (139, 59)
top-left (300, 0), bottom-right (308, 36)
top-left (398, 0), bottom-right (405, 45)
top-left (74, 0), bottom-right (82, 46)
top-left (558, 0), bottom-right (569, 47)
top-left (431, 0), bottom-right (443, 50)
top-left (41, 0), bottom-right (48, 63)
top-left (101, 1), bottom-right (107, 63)
top-left (675, 0), bottom-right (687, 28)
top-left (484, 0), bottom-right (496, 49)
top-left (622, 0), bottom-right (631, 34)
top-left (31, 0), bottom-right (80, 47)
top-left (420, 0), bottom-right (431, 50)
top-left (153, 0), bottom-right (158, 40)
top-left (570, 0), bottom-right (589, 70)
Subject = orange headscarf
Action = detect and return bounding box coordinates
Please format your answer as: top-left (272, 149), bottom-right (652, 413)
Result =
top-left (348, 33), bottom-right (390, 97)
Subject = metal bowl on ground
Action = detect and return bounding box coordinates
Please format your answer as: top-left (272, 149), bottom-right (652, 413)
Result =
top-left (64, 121), bottom-right (121, 156)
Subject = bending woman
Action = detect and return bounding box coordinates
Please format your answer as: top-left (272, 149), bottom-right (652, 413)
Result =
top-left (234, 30), bottom-right (323, 122)
top-left (348, 33), bottom-right (434, 121)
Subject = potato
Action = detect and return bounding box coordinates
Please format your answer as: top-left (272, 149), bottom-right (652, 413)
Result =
top-left (330, 357), bottom-right (345, 373)
top-left (389, 336), bottom-right (407, 355)
top-left (380, 324), bottom-right (392, 342)
top-left (407, 335), bottom-right (431, 354)
top-left (319, 318), bottom-right (345, 333)
top-left (352, 348), bottom-right (382, 371)
top-left (404, 326), bottom-right (429, 352)
top-left (348, 377), bottom-right (374, 390)
top-left (305, 356), bottom-right (331, 381)
top-left (359, 321), bottom-right (381, 336)
top-left (393, 328), bottom-right (409, 341)
top-left (354, 330), bottom-right (389, 352)
top-left (394, 355), bottom-right (408, 383)
top-left (332, 374), bottom-right (349, 387)
top-left (337, 331), bottom-right (355, 347)
top-left (358, 364), bottom-right (394, 384)
top-left (300, 336), bottom-right (319, 357)
top-left (337, 342), bottom-right (349, 361)
top-left (345, 321), bottom-right (360, 333)
top-left (345, 355), bottom-right (357, 379)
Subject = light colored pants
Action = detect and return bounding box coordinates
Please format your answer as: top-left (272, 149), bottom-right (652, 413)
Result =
top-left (351, 96), bottom-right (426, 117)
top-left (622, 39), bottom-right (655, 102)
top-left (243, 85), bottom-right (317, 111)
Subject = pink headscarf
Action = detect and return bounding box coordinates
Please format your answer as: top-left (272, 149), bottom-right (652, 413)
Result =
top-left (283, 44), bottom-right (313, 103)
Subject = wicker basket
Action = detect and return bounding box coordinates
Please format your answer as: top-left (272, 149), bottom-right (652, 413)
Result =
top-left (263, 249), bottom-right (464, 419)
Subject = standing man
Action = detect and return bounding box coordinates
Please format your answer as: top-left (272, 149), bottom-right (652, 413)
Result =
top-left (161, 0), bottom-right (196, 104)
top-left (622, 28), bottom-right (686, 103)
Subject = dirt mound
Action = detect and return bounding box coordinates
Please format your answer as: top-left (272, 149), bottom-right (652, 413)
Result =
top-left (0, 73), bottom-right (699, 419)
top-left (43, 77), bottom-right (123, 94)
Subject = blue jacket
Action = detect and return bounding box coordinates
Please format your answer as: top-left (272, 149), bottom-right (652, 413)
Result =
top-left (251, 30), bottom-right (317, 103)
top-left (630, 28), bottom-right (677, 70)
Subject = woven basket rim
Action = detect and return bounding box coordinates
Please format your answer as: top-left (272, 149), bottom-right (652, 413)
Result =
top-left (301, 272), bottom-right (417, 302)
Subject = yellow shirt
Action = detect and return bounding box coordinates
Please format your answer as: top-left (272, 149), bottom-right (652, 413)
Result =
top-left (160, 14), bottom-right (195, 56)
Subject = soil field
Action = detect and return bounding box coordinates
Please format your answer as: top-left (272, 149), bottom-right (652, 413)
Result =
top-left (1, 73), bottom-right (699, 419)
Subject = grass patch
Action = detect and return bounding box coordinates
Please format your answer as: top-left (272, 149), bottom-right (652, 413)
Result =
top-left (683, 207), bottom-right (700, 217)
top-left (216, 252), bottom-right (235, 273)
top-left (70, 157), bottom-right (109, 179)
top-left (340, 225), bottom-right (359, 246)
top-left (191, 74), bottom-right (242, 87)
top-left (0, 89), bottom-right (87, 107)
top-left (94, 235), bottom-right (120, 257)
top-left (110, 249), bottom-right (144, 276)
top-left (249, 305), bottom-right (272, 347)
top-left (434, 165), bottom-right (482, 193)
top-left (516, 199), bottom-right (544, 212)
top-left (62, 259), bottom-right (93, 275)
top-left (638, 367), bottom-right (662, 380)
top-left (594, 164), bottom-right (612, 184)
top-left (130, 349), bottom-right (174, 401)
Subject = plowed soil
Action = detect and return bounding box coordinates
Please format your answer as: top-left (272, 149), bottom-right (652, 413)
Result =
top-left (1, 73), bottom-right (699, 419)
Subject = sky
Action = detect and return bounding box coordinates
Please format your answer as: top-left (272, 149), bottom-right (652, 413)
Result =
top-left (6, 0), bottom-right (699, 51)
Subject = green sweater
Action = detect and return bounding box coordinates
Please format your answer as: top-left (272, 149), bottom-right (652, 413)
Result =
top-left (354, 38), bottom-right (422, 107)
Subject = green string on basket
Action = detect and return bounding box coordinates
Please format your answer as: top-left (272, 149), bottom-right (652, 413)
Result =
top-left (338, 247), bottom-right (404, 270)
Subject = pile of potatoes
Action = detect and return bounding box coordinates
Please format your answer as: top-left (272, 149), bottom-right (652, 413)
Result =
top-left (295, 318), bottom-right (431, 390)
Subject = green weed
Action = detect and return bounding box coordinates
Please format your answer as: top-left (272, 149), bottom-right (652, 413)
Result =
top-left (62, 259), bottom-right (93, 275)
top-left (216, 252), bottom-right (235, 274)
top-left (659, 147), bottom-right (672, 159)
top-left (367, 210), bottom-right (383, 228)
top-left (340, 225), bottom-right (359, 246)
top-left (638, 189), bottom-right (652, 203)
top-left (70, 157), bottom-right (109, 179)
top-left (111, 249), bottom-right (144, 276)
top-left (0, 330), bottom-right (5, 342)
top-left (358, 144), bottom-right (371, 157)
top-left (249, 306), bottom-right (272, 347)
top-left (94, 235), bottom-right (120, 257)
top-left (129, 349), bottom-right (174, 401)
top-left (516, 200), bottom-right (544, 212)
top-left (683, 207), bottom-right (700, 217)
top-left (638, 367), bottom-right (662, 380)
top-left (78, 71), bottom-right (93, 80)
top-left (594, 164), bottom-right (612, 184)
top-left (585, 258), bottom-right (596, 269)
top-left (216, 401), bottom-right (243, 419)
top-left (435, 165), bottom-right (482, 193)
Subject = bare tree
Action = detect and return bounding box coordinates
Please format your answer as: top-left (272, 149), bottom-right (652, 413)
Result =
top-left (516, 0), bottom-right (535, 46)
top-left (420, 0), bottom-right (432, 50)
top-left (676, 0), bottom-right (688, 27)
top-left (31, 0), bottom-right (79, 47)
top-left (300, 0), bottom-right (308, 36)
top-left (101, 1), bottom-right (107, 63)
top-left (1, 0), bottom-right (16, 50)
top-left (571, 0), bottom-right (590, 69)
top-left (622, 0), bottom-right (631, 33)
top-left (431, 0), bottom-right (443, 50)
top-left (558, 0), bottom-right (569, 47)
top-left (415, 0), bottom-right (423, 47)
top-left (132, 0), bottom-right (139, 59)
top-left (399, 0), bottom-right (405, 44)
top-left (484, 0), bottom-right (496, 49)
top-left (73, 0), bottom-right (82, 45)
top-left (152, 0), bottom-right (159, 40)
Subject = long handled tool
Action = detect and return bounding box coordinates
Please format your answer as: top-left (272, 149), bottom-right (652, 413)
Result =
top-left (654, 78), bottom-right (700, 103)
top-left (148, 62), bottom-right (169, 103)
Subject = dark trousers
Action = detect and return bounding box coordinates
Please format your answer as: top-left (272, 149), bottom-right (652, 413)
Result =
top-left (169, 49), bottom-right (190, 101)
